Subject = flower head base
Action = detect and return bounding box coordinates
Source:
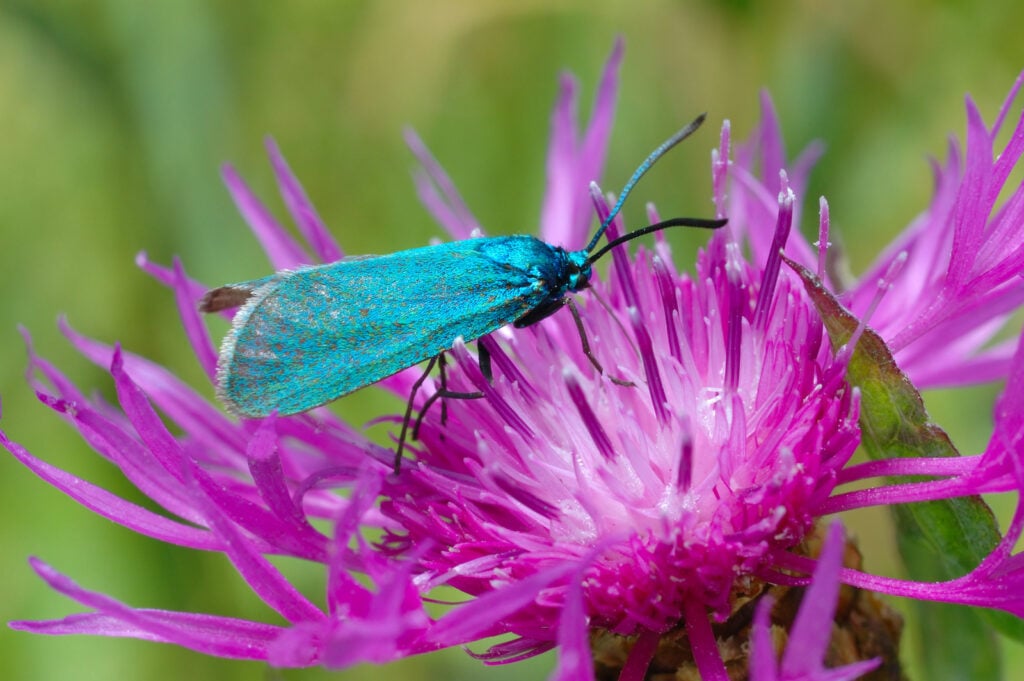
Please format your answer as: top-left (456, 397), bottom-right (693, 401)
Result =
top-left (6, 42), bottom-right (1024, 681)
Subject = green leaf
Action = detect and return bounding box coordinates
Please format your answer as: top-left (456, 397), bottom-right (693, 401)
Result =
top-left (896, 506), bottom-right (1003, 680)
top-left (783, 256), bottom-right (1024, 657)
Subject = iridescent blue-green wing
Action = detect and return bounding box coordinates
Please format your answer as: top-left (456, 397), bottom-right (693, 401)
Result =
top-left (208, 238), bottom-right (555, 417)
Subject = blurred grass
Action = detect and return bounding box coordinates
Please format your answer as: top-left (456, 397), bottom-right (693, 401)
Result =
top-left (1, 1), bottom-right (1022, 679)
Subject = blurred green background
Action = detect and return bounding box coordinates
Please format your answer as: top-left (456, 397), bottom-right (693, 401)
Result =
top-left (1, 1), bottom-right (1022, 679)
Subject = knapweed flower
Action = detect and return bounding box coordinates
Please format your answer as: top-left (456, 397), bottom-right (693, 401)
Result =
top-left (6, 41), bottom-right (1024, 681)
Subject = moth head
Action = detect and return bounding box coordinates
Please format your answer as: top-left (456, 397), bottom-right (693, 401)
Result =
top-left (566, 250), bottom-right (592, 292)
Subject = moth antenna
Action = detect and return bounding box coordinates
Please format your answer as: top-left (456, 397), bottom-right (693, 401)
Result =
top-left (585, 113), bottom-right (708, 253)
top-left (586, 217), bottom-right (727, 267)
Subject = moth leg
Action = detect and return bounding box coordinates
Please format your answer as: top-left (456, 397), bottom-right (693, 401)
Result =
top-left (395, 355), bottom-right (439, 474)
top-left (478, 339), bottom-right (493, 383)
top-left (438, 352), bottom-right (449, 428)
top-left (588, 287), bottom-right (641, 360)
top-left (565, 297), bottom-right (635, 387)
top-left (412, 341), bottom-right (492, 441)
top-left (412, 387), bottom-right (484, 441)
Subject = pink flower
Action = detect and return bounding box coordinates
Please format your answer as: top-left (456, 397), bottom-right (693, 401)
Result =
top-left (5, 40), bottom-right (1024, 680)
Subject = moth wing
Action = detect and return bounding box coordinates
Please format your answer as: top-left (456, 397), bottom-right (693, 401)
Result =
top-left (199, 256), bottom-right (381, 313)
top-left (216, 243), bottom-right (546, 416)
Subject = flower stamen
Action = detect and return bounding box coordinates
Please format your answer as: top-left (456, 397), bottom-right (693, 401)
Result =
top-left (752, 171), bottom-right (795, 331)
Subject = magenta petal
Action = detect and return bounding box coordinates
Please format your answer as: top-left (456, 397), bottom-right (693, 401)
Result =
top-left (576, 36), bottom-right (622, 215)
top-left (313, 474), bottom-right (433, 667)
top-left (539, 39), bottom-right (622, 249)
top-left (171, 257), bottom-right (220, 379)
top-left (729, 94), bottom-right (819, 273)
top-left (749, 596), bottom-right (780, 681)
top-left (136, 252), bottom-right (214, 317)
top-left (34, 386), bottom-right (204, 524)
top-left (135, 254), bottom-right (232, 380)
top-left (327, 472), bottom-right (385, 614)
top-left (730, 164), bottom-right (781, 266)
top-left (618, 629), bottom-right (660, 681)
top-left (903, 338), bottom-right (1017, 387)
top-left (183, 457), bottom-right (325, 624)
top-left (1, 427), bottom-right (222, 550)
top-left (13, 610), bottom-right (282, 660)
top-left (993, 331), bottom-right (1024, 445)
top-left (221, 164), bottom-right (311, 269)
top-left (20, 325), bottom-right (89, 407)
top-left (59, 318), bottom-right (248, 457)
top-left (15, 558), bottom-right (292, 663)
top-left (319, 567), bottom-right (431, 668)
top-left (788, 140), bottom-right (825, 211)
top-left (992, 71), bottom-right (1024, 136)
top-left (539, 72), bottom-right (580, 247)
top-left (548, 574), bottom-right (594, 681)
top-left (246, 415), bottom-right (325, 535)
top-left (428, 561), bottom-right (577, 647)
top-left (750, 524), bottom-right (882, 681)
top-left (712, 120), bottom-right (732, 218)
top-left (946, 101), bottom-right (992, 286)
top-left (265, 137), bottom-right (343, 263)
top-left (404, 127), bottom-right (482, 240)
top-left (756, 90), bottom-right (785, 197)
top-left (189, 458), bottom-right (327, 560)
top-left (985, 108), bottom-right (1024, 228)
top-left (682, 599), bottom-right (728, 681)
top-left (972, 330), bottom-right (1024, 489)
top-left (781, 523), bottom-right (845, 675)
top-left (110, 345), bottom-right (188, 484)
